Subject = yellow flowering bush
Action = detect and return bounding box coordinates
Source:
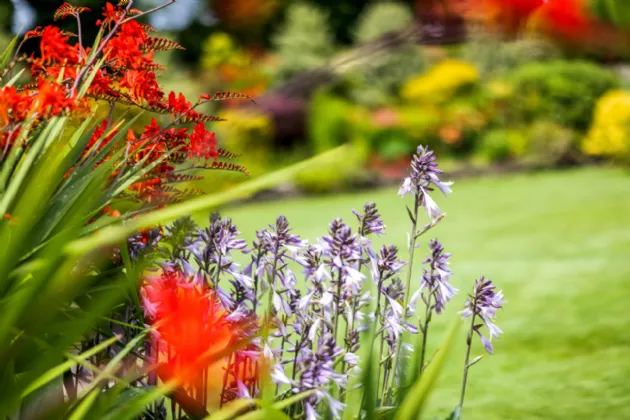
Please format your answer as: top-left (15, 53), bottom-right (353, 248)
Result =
top-left (582, 90), bottom-right (630, 158)
top-left (401, 60), bottom-right (479, 103)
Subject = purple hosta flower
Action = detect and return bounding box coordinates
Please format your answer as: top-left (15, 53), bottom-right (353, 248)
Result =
top-left (353, 202), bottom-right (385, 237)
top-left (321, 218), bottom-right (365, 302)
top-left (293, 334), bottom-right (346, 420)
top-left (398, 146), bottom-right (453, 219)
top-left (300, 245), bottom-right (333, 324)
top-left (127, 227), bottom-right (162, 261)
top-left (260, 215), bottom-right (307, 257)
top-left (381, 278), bottom-right (406, 340)
top-left (193, 215), bottom-right (252, 304)
top-left (197, 215), bottom-right (248, 261)
top-left (420, 239), bottom-right (457, 314)
top-left (373, 244), bottom-right (406, 282)
top-left (321, 218), bottom-right (362, 267)
top-left (460, 277), bottom-right (505, 354)
top-left (258, 216), bottom-right (307, 314)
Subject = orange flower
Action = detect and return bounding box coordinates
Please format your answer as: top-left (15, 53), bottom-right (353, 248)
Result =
top-left (32, 80), bottom-right (75, 117)
top-left (142, 270), bottom-right (236, 385)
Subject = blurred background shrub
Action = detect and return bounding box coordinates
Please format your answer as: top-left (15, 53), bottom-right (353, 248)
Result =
top-left (271, 2), bottom-right (336, 80)
top-left (401, 60), bottom-right (479, 104)
top-left (582, 90), bottom-right (630, 160)
top-left (505, 60), bottom-right (618, 131)
top-left (462, 30), bottom-right (562, 79)
top-left (353, 1), bottom-right (414, 43)
top-left (7, 0), bottom-right (625, 195)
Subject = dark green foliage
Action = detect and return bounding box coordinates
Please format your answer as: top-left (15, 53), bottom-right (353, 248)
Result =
top-left (506, 60), bottom-right (618, 131)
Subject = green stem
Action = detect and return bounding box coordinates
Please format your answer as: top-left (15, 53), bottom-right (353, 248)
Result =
top-left (332, 267), bottom-right (343, 340)
top-left (384, 195), bottom-right (421, 403)
top-left (459, 310), bottom-right (477, 412)
top-left (252, 249), bottom-right (263, 313)
top-left (418, 277), bottom-right (434, 376)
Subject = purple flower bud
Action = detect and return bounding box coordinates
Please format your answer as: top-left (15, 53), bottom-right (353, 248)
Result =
top-left (352, 202), bottom-right (385, 237)
top-left (398, 146), bottom-right (453, 219)
top-left (377, 245), bottom-right (406, 277)
top-left (420, 239), bottom-right (457, 314)
top-left (460, 277), bottom-right (505, 354)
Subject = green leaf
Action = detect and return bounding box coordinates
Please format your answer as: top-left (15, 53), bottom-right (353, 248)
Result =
top-left (21, 335), bottom-right (119, 398)
top-left (203, 399), bottom-right (257, 420)
top-left (394, 319), bottom-right (460, 420)
top-left (272, 390), bottom-right (316, 410)
top-left (0, 35), bottom-right (18, 71)
top-left (67, 388), bottom-right (100, 420)
top-left (236, 408), bottom-right (291, 420)
top-left (444, 406), bottom-right (461, 420)
top-left (66, 145), bottom-right (350, 256)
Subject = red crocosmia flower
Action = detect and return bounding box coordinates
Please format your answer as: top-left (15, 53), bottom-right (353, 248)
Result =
top-left (24, 26), bottom-right (43, 40)
top-left (142, 270), bottom-right (237, 385)
top-left (0, 86), bottom-right (31, 127)
top-left (88, 70), bottom-right (114, 96)
top-left (85, 120), bottom-right (118, 155)
top-left (189, 122), bottom-right (218, 161)
top-left (167, 91), bottom-right (192, 116)
top-left (119, 70), bottom-right (163, 105)
top-left (119, 19), bottom-right (147, 43)
top-left (140, 117), bottom-right (162, 140)
top-left (33, 79), bottom-right (75, 117)
top-left (101, 2), bottom-right (118, 24)
top-left (39, 26), bottom-right (80, 65)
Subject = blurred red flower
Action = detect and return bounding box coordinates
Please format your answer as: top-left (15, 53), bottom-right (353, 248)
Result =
top-left (142, 270), bottom-right (236, 386)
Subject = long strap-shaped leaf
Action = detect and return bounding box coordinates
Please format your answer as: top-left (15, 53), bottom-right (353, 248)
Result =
top-left (65, 145), bottom-right (349, 256)
top-left (394, 319), bottom-right (461, 420)
top-left (20, 335), bottom-right (120, 399)
top-left (66, 333), bottom-right (147, 418)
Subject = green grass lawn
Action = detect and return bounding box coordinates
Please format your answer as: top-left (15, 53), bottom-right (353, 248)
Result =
top-left (208, 167), bottom-right (630, 420)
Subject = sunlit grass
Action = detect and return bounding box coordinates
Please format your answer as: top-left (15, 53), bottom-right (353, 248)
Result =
top-left (211, 166), bottom-right (630, 420)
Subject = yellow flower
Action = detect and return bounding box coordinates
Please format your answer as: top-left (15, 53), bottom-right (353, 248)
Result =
top-left (582, 90), bottom-right (630, 158)
top-left (401, 60), bottom-right (479, 103)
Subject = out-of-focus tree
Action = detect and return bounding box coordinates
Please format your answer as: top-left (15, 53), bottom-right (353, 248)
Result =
top-left (353, 1), bottom-right (414, 43)
top-left (271, 2), bottom-right (336, 79)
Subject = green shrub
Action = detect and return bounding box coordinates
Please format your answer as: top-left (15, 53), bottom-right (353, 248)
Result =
top-left (525, 120), bottom-right (578, 165)
top-left (271, 2), bottom-right (335, 79)
top-left (345, 46), bottom-right (425, 108)
top-left (308, 89), bottom-right (354, 153)
top-left (462, 31), bottom-right (561, 79)
top-left (506, 60), bottom-right (618, 131)
top-left (475, 129), bottom-right (528, 163)
top-left (353, 1), bottom-right (414, 43)
top-left (294, 135), bottom-right (369, 193)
